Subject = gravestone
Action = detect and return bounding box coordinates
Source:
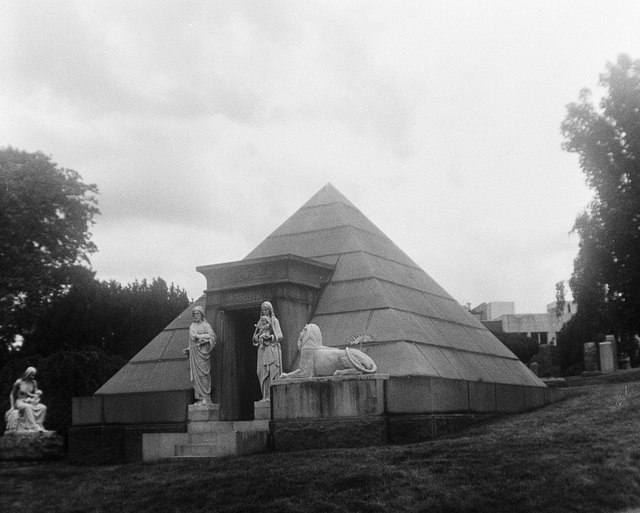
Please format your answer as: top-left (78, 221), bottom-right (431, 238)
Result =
top-left (599, 341), bottom-right (616, 373)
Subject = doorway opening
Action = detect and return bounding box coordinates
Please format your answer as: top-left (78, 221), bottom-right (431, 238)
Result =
top-left (221, 307), bottom-right (262, 420)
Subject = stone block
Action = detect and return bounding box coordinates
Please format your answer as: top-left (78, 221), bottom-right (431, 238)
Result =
top-left (431, 378), bottom-right (469, 412)
top-left (68, 423), bottom-right (187, 464)
top-left (68, 425), bottom-right (125, 465)
top-left (143, 432), bottom-right (189, 461)
top-left (236, 430), bottom-right (269, 456)
top-left (72, 395), bottom-right (104, 425)
top-left (387, 414), bottom-right (488, 445)
top-left (433, 416), bottom-right (449, 437)
top-left (102, 390), bottom-right (190, 424)
top-left (187, 403), bottom-right (220, 422)
top-left (272, 374), bottom-right (387, 420)
top-left (254, 401), bottom-right (271, 420)
top-left (523, 386), bottom-right (545, 410)
top-left (468, 381), bottom-right (496, 413)
top-left (385, 376), bottom-right (433, 414)
top-left (271, 417), bottom-right (388, 451)
top-left (387, 415), bottom-right (435, 444)
top-left (446, 414), bottom-right (478, 433)
top-left (386, 376), bottom-right (469, 414)
top-left (495, 384), bottom-right (525, 413)
top-left (174, 431), bottom-right (268, 458)
top-left (0, 432), bottom-right (64, 461)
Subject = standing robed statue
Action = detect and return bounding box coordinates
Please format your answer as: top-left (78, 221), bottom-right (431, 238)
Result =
top-left (252, 301), bottom-right (283, 401)
top-left (183, 305), bottom-right (217, 405)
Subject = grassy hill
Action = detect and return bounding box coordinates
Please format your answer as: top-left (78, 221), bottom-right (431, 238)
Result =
top-left (3, 373), bottom-right (640, 513)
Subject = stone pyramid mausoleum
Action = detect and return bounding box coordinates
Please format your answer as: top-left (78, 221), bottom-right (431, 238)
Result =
top-left (71, 183), bottom-right (549, 461)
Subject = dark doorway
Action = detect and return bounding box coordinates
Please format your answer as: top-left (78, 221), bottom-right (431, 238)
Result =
top-left (219, 307), bottom-right (262, 421)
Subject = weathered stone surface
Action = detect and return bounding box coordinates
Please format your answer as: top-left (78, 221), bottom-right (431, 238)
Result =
top-left (387, 414), bottom-right (490, 445)
top-left (599, 341), bottom-right (616, 373)
top-left (469, 381), bottom-right (497, 412)
top-left (496, 384), bottom-right (525, 413)
top-left (272, 374), bottom-right (387, 419)
top-left (0, 432), bottom-right (64, 461)
top-left (271, 417), bottom-right (388, 451)
top-left (68, 423), bottom-right (186, 465)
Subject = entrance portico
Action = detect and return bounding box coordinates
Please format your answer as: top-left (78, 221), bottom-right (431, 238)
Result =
top-left (196, 254), bottom-right (335, 421)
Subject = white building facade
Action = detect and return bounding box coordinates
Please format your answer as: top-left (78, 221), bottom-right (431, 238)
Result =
top-left (471, 301), bottom-right (577, 345)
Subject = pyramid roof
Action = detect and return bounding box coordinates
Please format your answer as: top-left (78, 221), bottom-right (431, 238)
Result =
top-left (98, 183), bottom-right (543, 395)
top-left (246, 183), bottom-right (542, 387)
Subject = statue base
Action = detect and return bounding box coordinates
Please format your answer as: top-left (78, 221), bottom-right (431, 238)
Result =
top-left (0, 431), bottom-right (64, 461)
top-left (270, 374), bottom-right (389, 451)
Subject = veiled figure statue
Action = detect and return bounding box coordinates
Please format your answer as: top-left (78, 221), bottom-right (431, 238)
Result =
top-left (252, 301), bottom-right (283, 401)
top-left (5, 367), bottom-right (48, 434)
top-left (183, 306), bottom-right (217, 405)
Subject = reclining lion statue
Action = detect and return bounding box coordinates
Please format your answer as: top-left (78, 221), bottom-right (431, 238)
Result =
top-left (280, 324), bottom-right (377, 378)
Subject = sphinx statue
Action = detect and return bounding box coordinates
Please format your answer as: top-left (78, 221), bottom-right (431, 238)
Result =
top-left (280, 324), bottom-right (377, 378)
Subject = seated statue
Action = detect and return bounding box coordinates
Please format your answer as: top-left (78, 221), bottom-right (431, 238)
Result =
top-left (280, 324), bottom-right (377, 378)
top-left (4, 367), bottom-right (48, 434)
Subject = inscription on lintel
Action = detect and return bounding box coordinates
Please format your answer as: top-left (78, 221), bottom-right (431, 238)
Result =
top-left (219, 290), bottom-right (269, 306)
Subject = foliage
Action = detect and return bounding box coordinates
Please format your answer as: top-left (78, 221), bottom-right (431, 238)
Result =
top-left (22, 271), bottom-right (190, 361)
top-left (4, 377), bottom-right (640, 512)
top-left (557, 314), bottom-right (595, 374)
top-left (489, 330), bottom-right (539, 364)
top-left (561, 54), bottom-right (640, 342)
top-left (0, 348), bottom-right (125, 436)
top-left (0, 147), bottom-right (99, 347)
top-left (555, 280), bottom-right (567, 319)
top-left (0, 274), bottom-right (189, 435)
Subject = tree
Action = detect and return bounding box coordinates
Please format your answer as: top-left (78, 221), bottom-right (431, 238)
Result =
top-left (0, 348), bottom-right (126, 436)
top-left (0, 148), bottom-right (99, 346)
top-left (23, 273), bottom-right (190, 360)
top-left (555, 280), bottom-right (567, 319)
top-left (561, 54), bottom-right (640, 348)
top-left (489, 330), bottom-right (539, 365)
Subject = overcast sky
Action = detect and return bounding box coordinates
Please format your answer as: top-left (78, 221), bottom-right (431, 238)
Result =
top-left (2, 1), bottom-right (639, 313)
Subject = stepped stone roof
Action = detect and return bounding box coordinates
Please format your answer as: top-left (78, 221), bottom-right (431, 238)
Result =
top-left (245, 183), bottom-right (542, 387)
top-left (97, 183), bottom-right (543, 395)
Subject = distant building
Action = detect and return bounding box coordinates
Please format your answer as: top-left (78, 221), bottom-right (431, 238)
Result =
top-left (470, 301), bottom-right (577, 345)
top-left (470, 302), bottom-right (515, 322)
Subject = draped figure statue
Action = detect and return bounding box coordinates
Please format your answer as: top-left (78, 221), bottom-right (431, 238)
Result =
top-left (183, 305), bottom-right (217, 405)
top-left (5, 367), bottom-right (48, 434)
top-left (252, 301), bottom-right (283, 401)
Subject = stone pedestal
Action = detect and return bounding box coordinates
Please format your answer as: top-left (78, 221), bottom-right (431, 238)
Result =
top-left (270, 374), bottom-right (389, 451)
top-left (0, 431), bottom-right (64, 461)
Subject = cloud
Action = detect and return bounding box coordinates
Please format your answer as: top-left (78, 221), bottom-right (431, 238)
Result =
top-left (4, 0), bottom-right (640, 314)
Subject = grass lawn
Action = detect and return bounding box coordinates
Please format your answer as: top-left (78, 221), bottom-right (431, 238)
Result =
top-left (3, 374), bottom-right (640, 513)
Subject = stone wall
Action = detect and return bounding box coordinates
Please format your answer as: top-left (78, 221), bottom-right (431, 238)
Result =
top-left (270, 375), bottom-right (561, 451)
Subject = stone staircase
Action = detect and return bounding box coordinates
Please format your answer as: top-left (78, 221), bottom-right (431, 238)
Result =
top-left (142, 402), bottom-right (270, 461)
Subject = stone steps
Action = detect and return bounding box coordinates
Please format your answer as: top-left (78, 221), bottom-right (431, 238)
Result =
top-left (142, 403), bottom-right (270, 461)
top-left (173, 430), bottom-right (268, 458)
top-left (188, 419), bottom-right (269, 434)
